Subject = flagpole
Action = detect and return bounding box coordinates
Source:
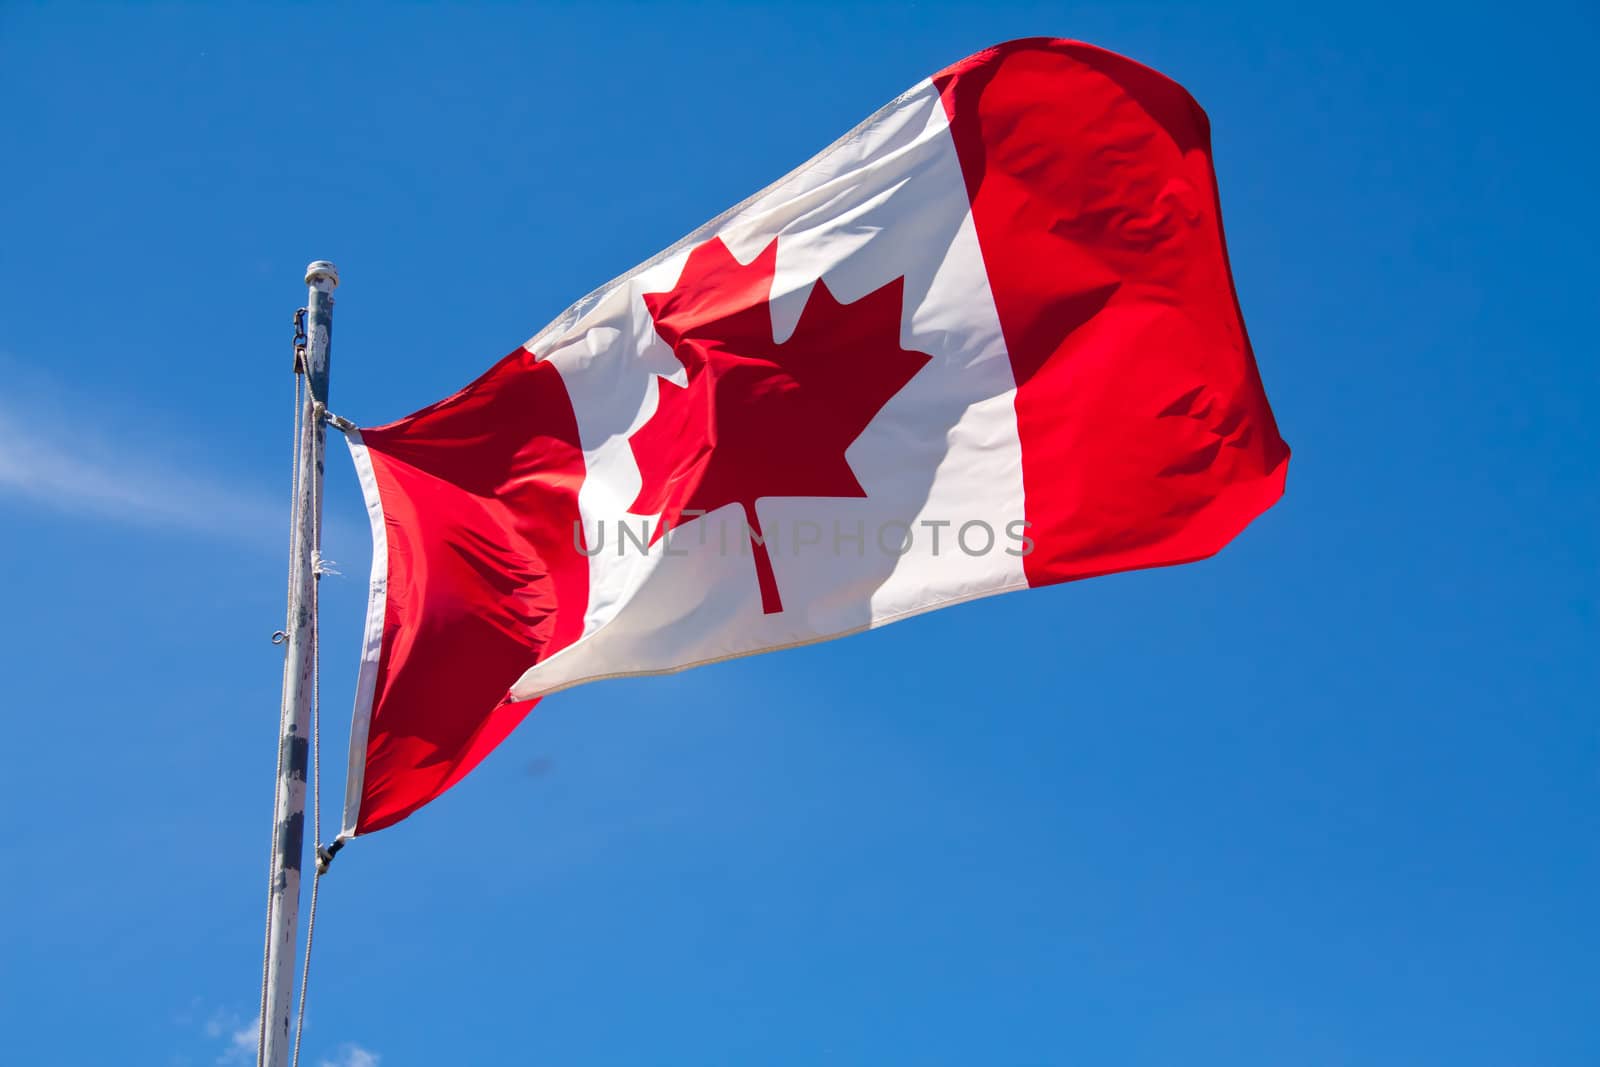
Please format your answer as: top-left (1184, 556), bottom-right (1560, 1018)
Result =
top-left (260, 260), bottom-right (338, 1067)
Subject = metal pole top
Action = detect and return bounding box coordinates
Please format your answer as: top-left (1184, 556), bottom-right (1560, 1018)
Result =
top-left (305, 261), bottom-right (340, 291)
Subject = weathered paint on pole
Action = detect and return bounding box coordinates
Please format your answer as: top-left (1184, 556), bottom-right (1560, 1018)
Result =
top-left (260, 261), bottom-right (337, 1067)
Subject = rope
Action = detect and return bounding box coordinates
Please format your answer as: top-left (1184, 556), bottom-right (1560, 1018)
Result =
top-left (290, 543), bottom-right (325, 1067)
top-left (262, 310), bottom-right (345, 1067)
top-left (291, 874), bottom-right (323, 1067)
top-left (259, 354), bottom-right (306, 1066)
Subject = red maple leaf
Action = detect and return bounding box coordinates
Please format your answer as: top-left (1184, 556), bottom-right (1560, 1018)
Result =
top-left (628, 236), bottom-right (930, 614)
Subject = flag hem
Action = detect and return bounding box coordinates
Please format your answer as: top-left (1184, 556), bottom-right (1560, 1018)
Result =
top-left (340, 429), bottom-right (389, 839)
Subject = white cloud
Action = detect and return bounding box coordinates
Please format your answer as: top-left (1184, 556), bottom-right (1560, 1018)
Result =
top-left (212, 1012), bottom-right (258, 1065)
top-left (189, 1005), bottom-right (376, 1067)
top-left (320, 1043), bottom-right (381, 1067)
top-left (0, 364), bottom-right (362, 555)
top-left (0, 399), bottom-right (288, 545)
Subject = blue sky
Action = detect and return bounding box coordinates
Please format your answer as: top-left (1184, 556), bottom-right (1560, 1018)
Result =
top-left (2, 3), bottom-right (1595, 1064)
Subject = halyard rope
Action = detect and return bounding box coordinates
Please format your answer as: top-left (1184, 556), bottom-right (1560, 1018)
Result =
top-left (259, 315), bottom-right (308, 1066)
top-left (261, 314), bottom-right (345, 1067)
top-left (291, 538), bottom-right (325, 1067)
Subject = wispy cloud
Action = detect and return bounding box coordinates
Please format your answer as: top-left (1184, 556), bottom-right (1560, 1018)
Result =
top-left (320, 1044), bottom-right (381, 1067)
top-left (204, 1009), bottom-right (257, 1065)
top-left (0, 367), bottom-right (360, 553)
top-left (0, 399), bottom-right (286, 544)
top-left (192, 1006), bottom-right (377, 1067)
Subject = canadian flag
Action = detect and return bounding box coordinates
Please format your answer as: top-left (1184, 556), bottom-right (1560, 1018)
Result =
top-left (340, 39), bottom-right (1289, 835)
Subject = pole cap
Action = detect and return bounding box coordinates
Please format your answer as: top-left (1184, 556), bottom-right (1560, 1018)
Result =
top-left (305, 260), bottom-right (340, 291)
